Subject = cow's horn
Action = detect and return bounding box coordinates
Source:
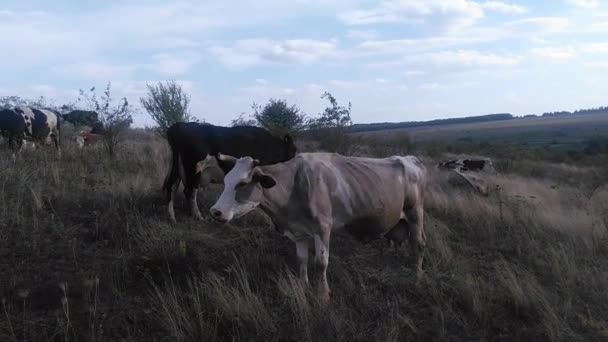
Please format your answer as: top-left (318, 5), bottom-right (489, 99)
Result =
top-left (217, 153), bottom-right (237, 162)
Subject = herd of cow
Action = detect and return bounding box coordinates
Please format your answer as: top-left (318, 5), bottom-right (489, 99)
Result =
top-left (1, 107), bottom-right (429, 302)
top-left (163, 122), bottom-right (428, 302)
top-left (0, 106), bottom-right (104, 154)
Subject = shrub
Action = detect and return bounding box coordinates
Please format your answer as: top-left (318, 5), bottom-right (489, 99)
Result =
top-left (308, 92), bottom-right (357, 155)
top-left (252, 99), bottom-right (307, 136)
top-left (78, 82), bottom-right (134, 156)
top-left (140, 80), bottom-right (193, 137)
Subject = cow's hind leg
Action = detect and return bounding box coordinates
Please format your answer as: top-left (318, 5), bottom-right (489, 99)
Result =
top-left (314, 230), bottom-right (331, 303)
top-left (52, 130), bottom-right (61, 157)
top-left (405, 205), bottom-right (426, 276)
top-left (295, 238), bottom-right (311, 284)
top-left (167, 177), bottom-right (180, 223)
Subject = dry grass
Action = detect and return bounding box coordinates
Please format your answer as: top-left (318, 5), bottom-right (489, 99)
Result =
top-left (0, 130), bottom-right (607, 341)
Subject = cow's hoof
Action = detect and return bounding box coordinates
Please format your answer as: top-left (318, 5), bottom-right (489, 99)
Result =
top-left (317, 293), bottom-right (331, 305)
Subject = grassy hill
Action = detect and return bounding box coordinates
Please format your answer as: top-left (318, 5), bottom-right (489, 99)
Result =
top-left (1, 130), bottom-right (607, 341)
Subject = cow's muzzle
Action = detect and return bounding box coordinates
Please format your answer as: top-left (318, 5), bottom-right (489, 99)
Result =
top-left (210, 208), bottom-right (229, 223)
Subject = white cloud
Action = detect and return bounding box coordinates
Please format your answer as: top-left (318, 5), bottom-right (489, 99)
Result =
top-left (530, 43), bottom-right (608, 60)
top-left (338, 0), bottom-right (485, 32)
top-left (147, 53), bottom-right (200, 75)
top-left (584, 61), bottom-right (608, 68)
top-left (418, 82), bottom-right (440, 90)
top-left (50, 62), bottom-right (138, 80)
top-left (404, 70), bottom-right (425, 77)
top-left (209, 39), bottom-right (337, 67)
top-left (481, 1), bottom-right (528, 14)
top-left (346, 29), bottom-right (379, 40)
top-left (425, 50), bottom-right (523, 67)
top-left (531, 47), bottom-right (577, 60)
top-left (368, 50), bottom-right (522, 69)
top-left (564, 0), bottom-right (601, 9)
top-left (507, 17), bottom-right (570, 33)
top-left (581, 43), bottom-right (608, 53)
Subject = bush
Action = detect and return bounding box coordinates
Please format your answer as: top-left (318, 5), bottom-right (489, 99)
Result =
top-left (78, 82), bottom-right (134, 156)
top-left (140, 80), bottom-right (193, 137)
top-left (252, 99), bottom-right (306, 136)
top-left (308, 92), bottom-right (356, 155)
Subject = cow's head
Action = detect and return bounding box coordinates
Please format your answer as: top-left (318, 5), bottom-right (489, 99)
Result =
top-left (210, 153), bottom-right (276, 223)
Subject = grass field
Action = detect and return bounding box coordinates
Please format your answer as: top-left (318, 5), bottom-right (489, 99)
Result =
top-left (359, 113), bottom-right (608, 150)
top-left (1, 128), bottom-right (607, 341)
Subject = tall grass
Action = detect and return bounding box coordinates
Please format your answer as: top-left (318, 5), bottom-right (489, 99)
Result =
top-left (0, 131), bottom-right (607, 341)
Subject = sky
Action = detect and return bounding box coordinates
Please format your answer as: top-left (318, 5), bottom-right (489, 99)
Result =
top-left (0, 0), bottom-right (607, 127)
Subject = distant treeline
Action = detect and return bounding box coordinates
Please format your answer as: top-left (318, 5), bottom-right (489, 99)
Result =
top-left (351, 106), bottom-right (608, 133)
top-left (540, 106), bottom-right (608, 117)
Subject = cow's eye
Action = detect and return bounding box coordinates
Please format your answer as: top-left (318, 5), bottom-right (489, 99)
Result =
top-left (235, 181), bottom-right (247, 189)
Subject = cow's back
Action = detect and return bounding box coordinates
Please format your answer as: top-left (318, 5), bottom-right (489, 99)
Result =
top-left (167, 122), bottom-right (295, 166)
top-left (0, 109), bottom-right (25, 133)
top-left (293, 153), bottom-right (412, 235)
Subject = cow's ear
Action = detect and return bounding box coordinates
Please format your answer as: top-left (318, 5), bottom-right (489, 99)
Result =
top-left (283, 134), bottom-right (293, 145)
top-left (252, 169), bottom-right (276, 189)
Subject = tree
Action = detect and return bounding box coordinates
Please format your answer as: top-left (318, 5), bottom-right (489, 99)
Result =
top-left (78, 82), bottom-right (134, 156)
top-left (140, 80), bottom-right (193, 137)
top-left (0, 95), bottom-right (50, 109)
top-left (309, 92), bottom-right (356, 154)
top-left (252, 98), bottom-right (306, 136)
top-left (231, 112), bottom-right (257, 127)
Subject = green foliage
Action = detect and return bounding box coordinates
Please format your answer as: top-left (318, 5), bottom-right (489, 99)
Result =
top-left (252, 98), bottom-right (306, 136)
top-left (231, 112), bottom-right (257, 127)
top-left (308, 92), bottom-right (355, 154)
top-left (140, 80), bottom-right (193, 138)
top-left (78, 82), bottom-right (134, 156)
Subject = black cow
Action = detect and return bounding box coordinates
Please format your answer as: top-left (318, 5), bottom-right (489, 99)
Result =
top-left (162, 122), bottom-right (297, 222)
top-left (0, 107), bottom-right (60, 155)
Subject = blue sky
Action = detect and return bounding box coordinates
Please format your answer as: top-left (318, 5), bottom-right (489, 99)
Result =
top-left (0, 0), bottom-right (607, 127)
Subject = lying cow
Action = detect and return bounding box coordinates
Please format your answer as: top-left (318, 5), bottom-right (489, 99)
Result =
top-left (163, 122), bottom-right (297, 222)
top-left (438, 158), bottom-right (496, 174)
top-left (210, 152), bottom-right (427, 302)
top-left (73, 131), bottom-right (104, 148)
top-left (438, 158), bottom-right (497, 195)
top-left (0, 107), bottom-right (60, 155)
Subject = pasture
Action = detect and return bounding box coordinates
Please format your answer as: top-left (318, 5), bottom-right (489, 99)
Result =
top-left (360, 113), bottom-right (608, 151)
top-left (1, 129), bottom-right (607, 341)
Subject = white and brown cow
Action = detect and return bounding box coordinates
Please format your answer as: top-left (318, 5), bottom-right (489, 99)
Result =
top-left (209, 152), bottom-right (427, 302)
top-left (0, 107), bottom-right (60, 155)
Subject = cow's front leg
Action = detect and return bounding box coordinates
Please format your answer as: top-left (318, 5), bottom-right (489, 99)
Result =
top-left (184, 186), bottom-right (203, 220)
top-left (295, 238), bottom-right (311, 284)
top-left (190, 188), bottom-right (203, 220)
top-left (314, 230), bottom-right (331, 303)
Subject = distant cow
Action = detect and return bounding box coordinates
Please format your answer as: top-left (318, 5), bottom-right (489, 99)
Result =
top-left (438, 158), bottom-right (497, 195)
top-left (74, 131), bottom-right (104, 148)
top-left (210, 152), bottom-right (427, 302)
top-left (162, 122), bottom-right (297, 222)
top-left (438, 158), bottom-right (496, 174)
top-left (0, 107), bottom-right (60, 154)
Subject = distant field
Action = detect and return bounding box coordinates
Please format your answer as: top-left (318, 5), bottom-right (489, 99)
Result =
top-left (359, 113), bottom-right (608, 149)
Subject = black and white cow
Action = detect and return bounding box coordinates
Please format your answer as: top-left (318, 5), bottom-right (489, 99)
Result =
top-left (162, 122), bottom-right (297, 222)
top-left (0, 107), bottom-right (60, 154)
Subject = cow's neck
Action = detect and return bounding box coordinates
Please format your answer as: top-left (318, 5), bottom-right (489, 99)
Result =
top-left (257, 161), bottom-right (298, 220)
